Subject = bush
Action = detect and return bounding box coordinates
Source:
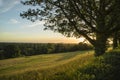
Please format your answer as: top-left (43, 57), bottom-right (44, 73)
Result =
top-left (73, 49), bottom-right (120, 80)
top-left (103, 49), bottom-right (120, 80)
top-left (74, 59), bottom-right (112, 80)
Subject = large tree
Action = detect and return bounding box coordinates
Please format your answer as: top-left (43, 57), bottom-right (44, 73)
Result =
top-left (20, 0), bottom-right (120, 56)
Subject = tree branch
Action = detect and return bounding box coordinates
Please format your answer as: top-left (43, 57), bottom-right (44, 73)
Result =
top-left (69, 0), bottom-right (98, 33)
top-left (58, 1), bottom-right (95, 45)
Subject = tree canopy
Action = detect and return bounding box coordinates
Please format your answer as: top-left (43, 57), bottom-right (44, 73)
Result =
top-left (20, 0), bottom-right (120, 56)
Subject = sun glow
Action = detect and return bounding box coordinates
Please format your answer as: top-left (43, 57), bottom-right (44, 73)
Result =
top-left (79, 37), bottom-right (85, 42)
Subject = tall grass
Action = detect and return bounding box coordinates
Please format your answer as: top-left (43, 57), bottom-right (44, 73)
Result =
top-left (0, 51), bottom-right (94, 80)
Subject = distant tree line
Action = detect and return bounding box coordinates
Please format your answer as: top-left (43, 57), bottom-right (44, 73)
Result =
top-left (0, 43), bottom-right (93, 60)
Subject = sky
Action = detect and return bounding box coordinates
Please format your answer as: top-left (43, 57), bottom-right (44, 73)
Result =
top-left (0, 0), bottom-right (83, 43)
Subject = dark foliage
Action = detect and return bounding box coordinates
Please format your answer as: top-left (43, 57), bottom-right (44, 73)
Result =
top-left (0, 42), bottom-right (93, 60)
top-left (74, 49), bottom-right (120, 80)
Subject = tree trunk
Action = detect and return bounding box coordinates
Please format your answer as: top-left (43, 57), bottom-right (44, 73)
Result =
top-left (94, 33), bottom-right (108, 56)
top-left (113, 32), bottom-right (118, 49)
top-left (118, 38), bottom-right (120, 46)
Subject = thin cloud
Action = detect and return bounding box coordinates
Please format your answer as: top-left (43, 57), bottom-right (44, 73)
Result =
top-left (0, 0), bottom-right (20, 13)
top-left (0, 0), bottom-right (2, 6)
top-left (9, 19), bottom-right (20, 24)
top-left (24, 21), bottom-right (45, 28)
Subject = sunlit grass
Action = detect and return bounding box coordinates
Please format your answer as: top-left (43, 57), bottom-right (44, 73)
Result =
top-left (0, 51), bottom-right (93, 80)
top-left (0, 50), bottom-right (94, 80)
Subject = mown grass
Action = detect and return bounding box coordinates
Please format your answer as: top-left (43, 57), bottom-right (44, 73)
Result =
top-left (0, 50), bottom-right (94, 80)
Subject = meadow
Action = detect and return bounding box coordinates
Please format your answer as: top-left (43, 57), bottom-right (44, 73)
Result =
top-left (0, 49), bottom-right (120, 80)
top-left (0, 50), bottom-right (94, 80)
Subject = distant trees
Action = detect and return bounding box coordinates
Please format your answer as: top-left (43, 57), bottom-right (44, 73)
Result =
top-left (0, 50), bottom-right (4, 59)
top-left (0, 43), bottom-right (93, 59)
top-left (3, 45), bottom-right (21, 58)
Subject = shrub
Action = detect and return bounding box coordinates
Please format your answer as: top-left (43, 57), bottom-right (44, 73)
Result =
top-left (73, 49), bottom-right (120, 80)
top-left (74, 60), bottom-right (112, 80)
top-left (103, 49), bottom-right (120, 80)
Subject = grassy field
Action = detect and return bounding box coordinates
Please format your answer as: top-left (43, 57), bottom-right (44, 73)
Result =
top-left (0, 50), bottom-right (94, 80)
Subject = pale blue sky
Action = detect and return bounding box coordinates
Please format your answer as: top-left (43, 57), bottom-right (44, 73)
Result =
top-left (0, 0), bottom-right (81, 43)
